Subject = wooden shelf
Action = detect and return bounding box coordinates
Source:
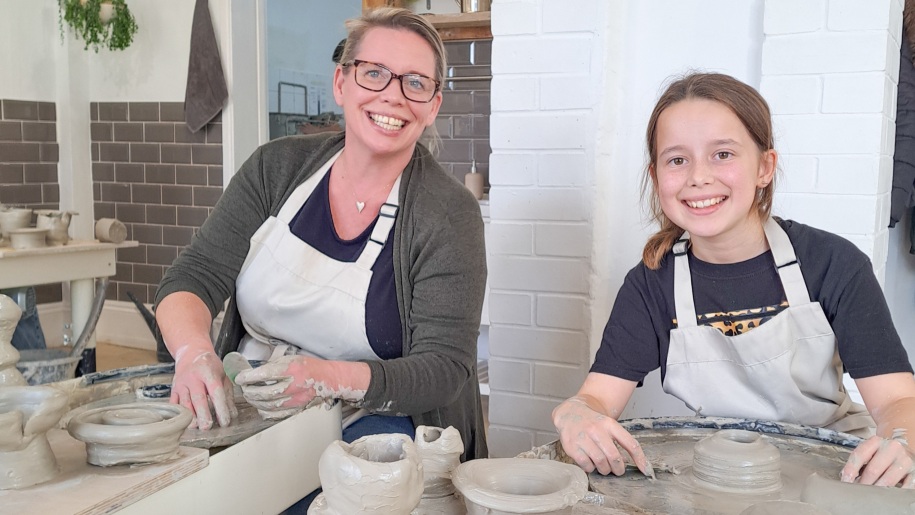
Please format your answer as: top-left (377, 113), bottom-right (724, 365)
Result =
top-left (423, 12), bottom-right (492, 41)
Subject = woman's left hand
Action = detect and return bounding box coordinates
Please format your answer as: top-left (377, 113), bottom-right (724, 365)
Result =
top-left (841, 433), bottom-right (915, 488)
top-left (234, 356), bottom-right (319, 417)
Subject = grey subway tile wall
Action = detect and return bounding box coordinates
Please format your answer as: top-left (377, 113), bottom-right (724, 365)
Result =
top-left (438, 40), bottom-right (491, 192)
top-left (0, 99), bottom-right (63, 303)
top-left (91, 102), bottom-right (223, 304)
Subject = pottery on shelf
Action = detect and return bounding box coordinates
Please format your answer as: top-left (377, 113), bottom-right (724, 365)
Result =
top-left (35, 210), bottom-right (76, 246)
top-left (8, 228), bottom-right (48, 250)
top-left (95, 217), bottom-right (127, 243)
top-left (0, 385), bottom-right (70, 489)
top-left (309, 433), bottom-right (424, 515)
top-left (0, 294), bottom-right (27, 386)
top-left (66, 402), bottom-right (193, 466)
top-left (451, 457), bottom-right (589, 515)
top-left (0, 208), bottom-right (32, 244)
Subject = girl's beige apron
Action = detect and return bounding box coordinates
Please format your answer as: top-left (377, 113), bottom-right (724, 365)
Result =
top-left (662, 218), bottom-right (873, 435)
top-left (234, 150), bottom-right (400, 426)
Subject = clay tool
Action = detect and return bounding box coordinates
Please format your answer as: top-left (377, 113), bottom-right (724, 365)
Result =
top-left (223, 352), bottom-right (253, 385)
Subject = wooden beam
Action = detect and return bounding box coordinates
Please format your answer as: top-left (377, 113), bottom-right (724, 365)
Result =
top-left (362, 0), bottom-right (404, 13)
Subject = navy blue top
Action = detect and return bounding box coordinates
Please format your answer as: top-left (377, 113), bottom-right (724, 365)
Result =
top-left (288, 169), bottom-right (403, 360)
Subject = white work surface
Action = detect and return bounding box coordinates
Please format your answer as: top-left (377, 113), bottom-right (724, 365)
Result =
top-left (0, 239), bottom-right (138, 355)
top-left (0, 403), bottom-right (341, 514)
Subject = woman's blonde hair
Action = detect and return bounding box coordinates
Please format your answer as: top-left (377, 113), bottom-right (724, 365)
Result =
top-left (339, 7), bottom-right (446, 153)
top-left (641, 72), bottom-right (776, 269)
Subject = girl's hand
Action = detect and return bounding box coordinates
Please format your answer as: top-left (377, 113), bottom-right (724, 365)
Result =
top-left (841, 433), bottom-right (915, 488)
top-left (234, 356), bottom-right (318, 416)
top-left (552, 395), bottom-right (653, 477)
top-left (170, 346), bottom-right (237, 430)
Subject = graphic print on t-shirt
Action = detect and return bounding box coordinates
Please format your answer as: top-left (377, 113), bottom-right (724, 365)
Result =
top-left (673, 301), bottom-right (789, 336)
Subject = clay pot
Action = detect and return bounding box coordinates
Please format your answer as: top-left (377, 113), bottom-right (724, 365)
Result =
top-left (8, 228), bottom-right (48, 250)
top-left (0, 208), bottom-right (32, 242)
top-left (35, 210), bottom-right (76, 246)
top-left (452, 458), bottom-right (589, 515)
top-left (414, 425), bottom-right (465, 514)
top-left (0, 294), bottom-right (26, 386)
top-left (67, 402), bottom-right (193, 466)
top-left (95, 217), bottom-right (127, 243)
top-left (692, 429), bottom-right (781, 494)
top-left (0, 386), bottom-right (70, 489)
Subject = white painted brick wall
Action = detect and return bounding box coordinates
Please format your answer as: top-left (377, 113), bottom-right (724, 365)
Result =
top-left (764, 0), bottom-right (826, 34)
top-left (536, 294), bottom-right (587, 330)
top-left (488, 292), bottom-right (533, 325)
top-left (487, 222), bottom-right (534, 255)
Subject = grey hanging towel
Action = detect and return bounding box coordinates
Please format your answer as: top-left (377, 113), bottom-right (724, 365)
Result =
top-left (184, 0), bottom-right (228, 133)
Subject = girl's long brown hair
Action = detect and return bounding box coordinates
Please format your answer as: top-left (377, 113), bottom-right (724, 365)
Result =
top-left (641, 73), bottom-right (776, 269)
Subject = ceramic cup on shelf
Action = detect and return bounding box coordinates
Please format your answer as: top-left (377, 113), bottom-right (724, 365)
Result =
top-left (95, 218), bottom-right (127, 244)
top-left (0, 208), bottom-right (33, 245)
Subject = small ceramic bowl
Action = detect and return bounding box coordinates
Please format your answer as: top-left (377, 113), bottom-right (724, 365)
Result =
top-left (8, 227), bottom-right (48, 250)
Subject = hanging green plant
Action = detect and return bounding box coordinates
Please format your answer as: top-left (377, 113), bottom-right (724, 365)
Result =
top-left (59, 0), bottom-right (138, 52)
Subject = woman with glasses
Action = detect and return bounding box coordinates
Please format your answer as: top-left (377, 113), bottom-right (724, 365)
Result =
top-left (154, 6), bottom-right (487, 473)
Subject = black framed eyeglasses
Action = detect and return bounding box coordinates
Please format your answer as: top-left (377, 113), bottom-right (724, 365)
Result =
top-left (343, 59), bottom-right (440, 103)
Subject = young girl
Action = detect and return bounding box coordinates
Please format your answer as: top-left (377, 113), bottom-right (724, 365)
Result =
top-left (553, 72), bottom-right (915, 488)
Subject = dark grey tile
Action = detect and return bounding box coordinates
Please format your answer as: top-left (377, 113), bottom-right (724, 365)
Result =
top-left (94, 201), bottom-right (116, 219)
top-left (0, 164), bottom-right (24, 183)
top-left (146, 164), bottom-right (176, 184)
top-left (132, 184), bottom-right (162, 204)
top-left (41, 184), bottom-right (59, 204)
top-left (22, 122), bottom-right (56, 142)
top-left (438, 139), bottom-right (472, 162)
top-left (129, 102), bottom-right (160, 122)
top-left (104, 284), bottom-right (118, 302)
top-left (114, 162), bottom-right (145, 183)
top-left (446, 77), bottom-right (491, 92)
top-left (472, 91), bottom-right (490, 116)
top-left (207, 166), bottom-right (223, 186)
top-left (89, 102), bottom-right (99, 122)
top-left (39, 143), bottom-right (59, 162)
top-left (0, 142), bottom-right (40, 162)
top-left (0, 184), bottom-right (41, 204)
top-left (453, 115), bottom-right (474, 138)
top-left (162, 185), bottom-right (193, 206)
top-left (434, 117), bottom-right (452, 138)
top-left (0, 121), bottom-right (21, 141)
top-left (206, 123), bottom-right (222, 144)
top-left (163, 225), bottom-right (194, 246)
top-left (147, 245), bottom-right (179, 266)
top-left (3, 100), bottom-right (39, 121)
top-left (439, 91), bottom-right (474, 115)
top-left (145, 123), bottom-right (175, 143)
top-left (91, 122), bottom-right (113, 142)
top-left (177, 206), bottom-right (209, 227)
top-left (193, 186), bottom-right (222, 207)
top-left (472, 139), bottom-right (492, 163)
top-left (92, 162), bottom-right (115, 182)
top-left (113, 122), bottom-right (144, 142)
top-left (116, 203), bottom-right (147, 223)
top-left (117, 283), bottom-right (149, 304)
top-left (175, 124), bottom-right (206, 143)
top-left (98, 103), bottom-right (128, 122)
top-left (99, 142), bottom-right (129, 162)
top-left (92, 182), bottom-right (101, 201)
top-left (101, 182), bottom-right (131, 202)
top-left (131, 224), bottom-right (163, 245)
top-left (161, 144), bottom-right (192, 164)
top-left (23, 163), bottom-right (58, 183)
top-left (117, 244), bottom-right (147, 264)
top-left (147, 205), bottom-right (177, 225)
top-left (192, 145), bottom-right (222, 165)
top-left (113, 262), bottom-right (133, 282)
top-left (38, 102), bottom-right (56, 121)
top-left (160, 103), bottom-right (185, 122)
top-left (446, 41), bottom-right (473, 66)
top-left (175, 165), bottom-right (208, 185)
top-left (91, 143), bottom-right (99, 161)
top-left (133, 264), bottom-right (164, 285)
top-left (472, 40), bottom-right (492, 65)
top-left (34, 284), bottom-right (63, 304)
top-left (130, 143), bottom-right (160, 163)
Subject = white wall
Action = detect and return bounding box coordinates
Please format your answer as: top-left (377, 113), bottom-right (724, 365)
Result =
top-left (265, 0), bottom-right (360, 115)
top-left (0, 0), bottom-right (59, 101)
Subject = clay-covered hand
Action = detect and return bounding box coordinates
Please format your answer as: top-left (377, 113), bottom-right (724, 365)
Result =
top-left (841, 432), bottom-right (915, 488)
top-left (552, 395), bottom-right (653, 477)
top-left (170, 346), bottom-right (237, 430)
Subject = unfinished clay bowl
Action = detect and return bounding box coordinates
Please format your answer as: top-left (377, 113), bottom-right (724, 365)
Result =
top-left (692, 429), bottom-right (781, 494)
top-left (452, 458), bottom-right (589, 515)
top-left (8, 227), bottom-right (48, 250)
top-left (310, 433), bottom-right (423, 514)
top-left (0, 208), bottom-right (32, 242)
top-left (0, 385), bottom-right (69, 489)
top-left (66, 402), bottom-right (193, 466)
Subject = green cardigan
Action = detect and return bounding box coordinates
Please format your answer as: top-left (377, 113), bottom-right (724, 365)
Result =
top-left (156, 132), bottom-right (488, 460)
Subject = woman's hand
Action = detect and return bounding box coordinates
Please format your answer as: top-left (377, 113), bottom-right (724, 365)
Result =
top-left (170, 345), bottom-right (236, 430)
top-left (234, 356), bottom-right (371, 419)
top-left (841, 433), bottom-right (915, 488)
top-left (552, 395), bottom-right (652, 477)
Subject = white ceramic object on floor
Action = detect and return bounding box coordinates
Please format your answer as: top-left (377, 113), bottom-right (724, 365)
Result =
top-left (0, 385), bottom-right (69, 489)
top-left (67, 402), bottom-right (193, 466)
top-left (308, 433), bottom-right (423, 515)
top-left (0, 294), bottom-right (26, 386)
top-left (8, 227), bottom-right (48, 250)
top-left (452, 458), bottom-right (589, 515)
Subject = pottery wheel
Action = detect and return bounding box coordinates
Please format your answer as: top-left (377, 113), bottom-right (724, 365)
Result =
top-left (581, 419), bottom-right (855, 514)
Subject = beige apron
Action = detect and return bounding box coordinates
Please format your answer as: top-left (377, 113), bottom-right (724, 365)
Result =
top-left (662, 218), bottom-right (873, 434)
